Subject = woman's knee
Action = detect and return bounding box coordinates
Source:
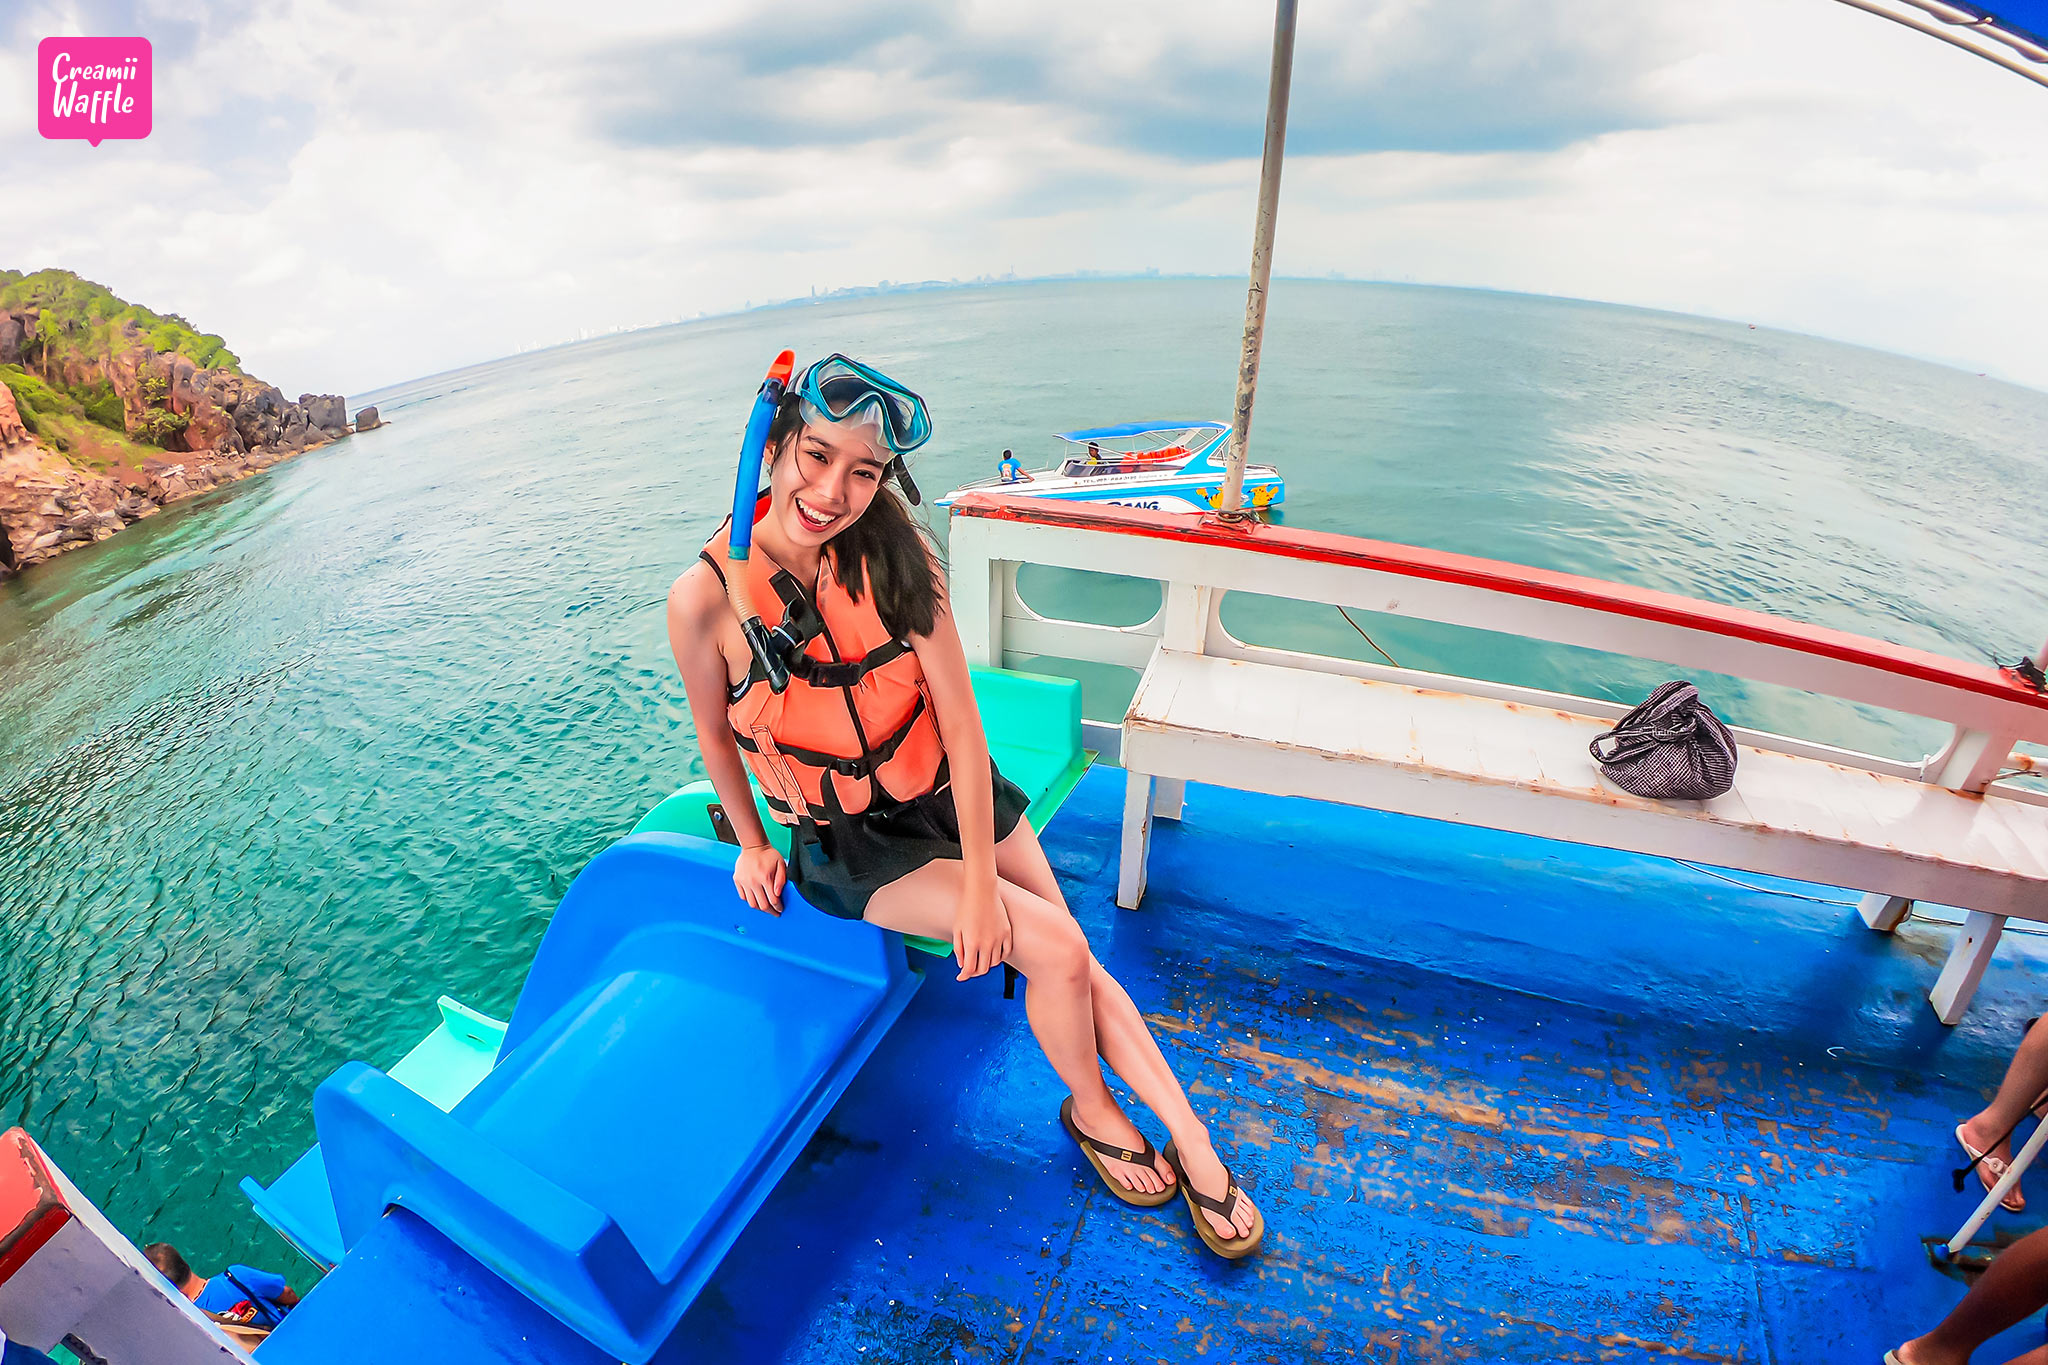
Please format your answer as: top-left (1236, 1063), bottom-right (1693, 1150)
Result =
top-left (1006, 891), bottom-right (1091, 985)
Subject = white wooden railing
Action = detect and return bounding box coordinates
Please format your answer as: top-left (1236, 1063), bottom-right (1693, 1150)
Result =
top-left (946, 492), bottom-right (2048, 959)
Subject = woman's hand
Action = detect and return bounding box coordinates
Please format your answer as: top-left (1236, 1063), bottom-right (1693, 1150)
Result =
top-left (953, 880), bottom-right (1012, 982)
top-left (733, 844), bottom-right (787, 916)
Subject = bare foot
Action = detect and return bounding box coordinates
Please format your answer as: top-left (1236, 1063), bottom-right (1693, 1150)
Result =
top-left (1071, 1096), bottom-right (1175, 1196)
top-left (1172, 1132), bottom-right (1260, 1242)
top-left (1890, 1334), bottom-right (1967, 1365)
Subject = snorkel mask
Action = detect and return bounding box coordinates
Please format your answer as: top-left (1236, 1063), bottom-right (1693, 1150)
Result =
top-left (724, 350), bottom-right (933, 694)
top-left (792, 353), bottom-right (931, 506)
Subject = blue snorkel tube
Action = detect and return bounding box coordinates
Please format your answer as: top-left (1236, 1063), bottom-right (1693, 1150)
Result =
top-left (727, 349), bottom-right (800, 693)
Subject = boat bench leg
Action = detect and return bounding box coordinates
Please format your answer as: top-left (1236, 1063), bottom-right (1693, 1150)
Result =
top-left (1859, 892), bottom-right (1912, 932)
top-left (1930, 911), bottom-right (2006, 1026)
top-left (1153, 777), bottom-right (1185, 822)
top-left (1118, 769), bottom-right (1154, 910)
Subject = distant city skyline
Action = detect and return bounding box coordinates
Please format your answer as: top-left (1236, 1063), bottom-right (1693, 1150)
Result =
top-left (4, 0), bottom-right (2045, 395)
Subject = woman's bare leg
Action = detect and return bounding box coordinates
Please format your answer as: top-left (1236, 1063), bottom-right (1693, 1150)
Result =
top-left (1960, 1020), bottom-right (2048, 1172)
top-left (987, 822), bottom-right (1259, 1242)
top-left (1893, 1223), bottom-right (2048, 1364)
top-left (863, 857), bottom-right (1172, 1197)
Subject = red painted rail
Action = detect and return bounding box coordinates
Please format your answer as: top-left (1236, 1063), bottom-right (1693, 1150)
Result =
top-left (950, 493), bottom-right (2048, 714)
top-left (0, 1128), bottom-right (71, 1286)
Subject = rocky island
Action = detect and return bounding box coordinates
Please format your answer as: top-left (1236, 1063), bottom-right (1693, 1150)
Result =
top-left (0, 268), bottom-right (375, 574)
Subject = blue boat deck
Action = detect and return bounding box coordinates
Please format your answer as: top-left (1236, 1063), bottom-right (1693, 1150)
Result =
top-left (308, 765), bottom-right (2048, 1362)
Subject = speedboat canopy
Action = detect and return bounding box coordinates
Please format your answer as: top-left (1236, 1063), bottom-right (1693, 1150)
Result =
top-left (1055, 421), bottom-right (1227, 443)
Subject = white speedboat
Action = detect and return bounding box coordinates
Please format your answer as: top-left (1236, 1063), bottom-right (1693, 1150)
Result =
top-left (936, 420), bottom-right (1286, 514)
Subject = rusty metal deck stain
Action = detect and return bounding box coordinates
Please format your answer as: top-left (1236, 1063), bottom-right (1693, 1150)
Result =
top-left (646, 770), bottom-right (2048, 1362)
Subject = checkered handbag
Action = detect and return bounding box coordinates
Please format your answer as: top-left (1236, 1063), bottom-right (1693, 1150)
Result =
top-left (1588, 681), bottom-right (1738, 800)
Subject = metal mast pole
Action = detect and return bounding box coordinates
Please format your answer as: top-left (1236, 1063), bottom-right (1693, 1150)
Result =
top-left (1217, 0), bottom-right (1300, 520)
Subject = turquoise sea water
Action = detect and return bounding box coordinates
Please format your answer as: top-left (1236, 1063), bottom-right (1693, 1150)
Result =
top-left (1, 278), bottom-right (2044, 1267)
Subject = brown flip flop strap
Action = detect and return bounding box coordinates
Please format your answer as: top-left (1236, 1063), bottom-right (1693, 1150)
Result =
top-left (1079, 1132), bottom-right (1157, 1167)
top-left (1185, 1173), bottom-right (1243, 1222)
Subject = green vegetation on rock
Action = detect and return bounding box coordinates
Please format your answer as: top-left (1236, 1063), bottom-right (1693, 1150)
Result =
top-left (2, 266), bottom-right (348, 572)
top-left (1, 363), bottom-right (78, 442)
top-left (132, 409), bottom-right (190, 446)
top-left (78, 378), bottom-right (126, 432)
top-left (3, 366), bottom-right (166, 470)
top-left (1, 268), bottom-right (250, 452)
top-left (0, 268), bottom-right (242, 376)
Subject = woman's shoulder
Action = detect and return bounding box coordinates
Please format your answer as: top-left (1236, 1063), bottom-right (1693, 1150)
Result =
top-left (668, 558), bottom-right (726, 630)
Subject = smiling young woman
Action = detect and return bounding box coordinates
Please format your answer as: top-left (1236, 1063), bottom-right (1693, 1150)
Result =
top-left (665, 353), bottom-right (1263, 1258)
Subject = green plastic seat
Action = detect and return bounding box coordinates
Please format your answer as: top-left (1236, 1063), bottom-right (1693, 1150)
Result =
top-left (633, 667), bottom-right (1093, 962)
top-left (971, 665), bottom-right (1093, 830)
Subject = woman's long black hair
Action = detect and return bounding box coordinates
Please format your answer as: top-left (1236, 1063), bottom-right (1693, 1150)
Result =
top-left (768, 394), bottom-right (943, 641)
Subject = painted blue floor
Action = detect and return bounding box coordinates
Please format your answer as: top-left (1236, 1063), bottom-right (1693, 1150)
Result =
top-left (309, 765), bottom-right (2048, 1362)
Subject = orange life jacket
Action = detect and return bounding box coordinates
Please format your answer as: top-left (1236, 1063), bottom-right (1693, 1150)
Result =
top-left (698, 499), bottom-right (947, 825)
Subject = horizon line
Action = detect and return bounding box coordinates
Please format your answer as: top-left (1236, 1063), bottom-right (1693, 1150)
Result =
top-left (352, 273), bottom-right (2042, 401)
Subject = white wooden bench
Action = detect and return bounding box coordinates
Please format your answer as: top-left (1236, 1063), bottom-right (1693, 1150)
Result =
top-left (943, 494), bottom-right (2048, 1024)
top-left (1120, 649), bottom-right (2048, 1021)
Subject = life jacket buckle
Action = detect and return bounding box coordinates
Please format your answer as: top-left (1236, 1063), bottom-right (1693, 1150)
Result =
top-left (791, 657), bottom-right (867, 689)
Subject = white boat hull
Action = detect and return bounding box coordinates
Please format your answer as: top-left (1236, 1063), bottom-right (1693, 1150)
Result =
top-left (938, 467), bottom-right (1286, 513)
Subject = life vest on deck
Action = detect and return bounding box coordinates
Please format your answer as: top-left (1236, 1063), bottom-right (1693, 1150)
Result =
top-left (698, 500), bottom-right (946, 825)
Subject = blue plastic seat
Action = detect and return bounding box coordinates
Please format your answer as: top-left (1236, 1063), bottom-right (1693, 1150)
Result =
top-left (254, 666), bottom-right (1093, 1361)
top-left (242, 997), bottom-right (506, 1270)
top-left (308, 836), bottom-right (920, 1362)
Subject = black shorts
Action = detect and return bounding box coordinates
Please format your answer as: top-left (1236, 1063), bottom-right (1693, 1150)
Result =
top-left (788, 763), bottom-right (1031, 922)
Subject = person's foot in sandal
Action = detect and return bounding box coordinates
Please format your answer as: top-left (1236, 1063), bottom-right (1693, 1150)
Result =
top-left (1062, 1094), bottom-right (1176, 1205)
top-left (1164, 1132), bottom-right (1263, 1258)
top-left (1955, 1119), bottom-right (2025, 1213)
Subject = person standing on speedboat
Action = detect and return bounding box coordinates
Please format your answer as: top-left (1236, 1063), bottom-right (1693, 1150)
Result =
top-left (666, 354), bottom-right (1262, 1259)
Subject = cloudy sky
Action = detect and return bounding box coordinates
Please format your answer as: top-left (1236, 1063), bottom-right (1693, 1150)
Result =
top-left (3, 0), bottom-right (2045, 397)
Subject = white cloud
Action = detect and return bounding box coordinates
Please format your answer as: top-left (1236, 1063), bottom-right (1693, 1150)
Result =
top-left (1, 0), bottom-right (2043, 396)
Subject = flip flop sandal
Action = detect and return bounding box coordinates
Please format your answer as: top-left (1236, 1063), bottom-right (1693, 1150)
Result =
top-left (1163, 1140), bottom-right (1265, 1260)
top-left (1061, 1097), bottom-right (1177, 1208)
top-left (1955, 1124), bottom-right (2026, 1213)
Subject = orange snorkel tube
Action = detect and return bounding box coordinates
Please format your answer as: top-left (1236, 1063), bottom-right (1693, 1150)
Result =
top-left (727, 349), bottom-right (799, 693)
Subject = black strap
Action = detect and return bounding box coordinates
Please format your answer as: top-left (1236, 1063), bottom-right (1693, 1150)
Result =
top-left (1953, 1081), bottom-right (2048, 1193)
top-left (222, 1269), bottom-right (289, 1329)
top-left (724, 574), bottom-right (821, 702)
top-left (703, 549), bottom-right (904, 702)
top-left (732, 689), bottom-right (930, 779)
top-left (699, 549), bottom-right (761, 705)
top-left (785, 637), bottom-right (910, 689)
